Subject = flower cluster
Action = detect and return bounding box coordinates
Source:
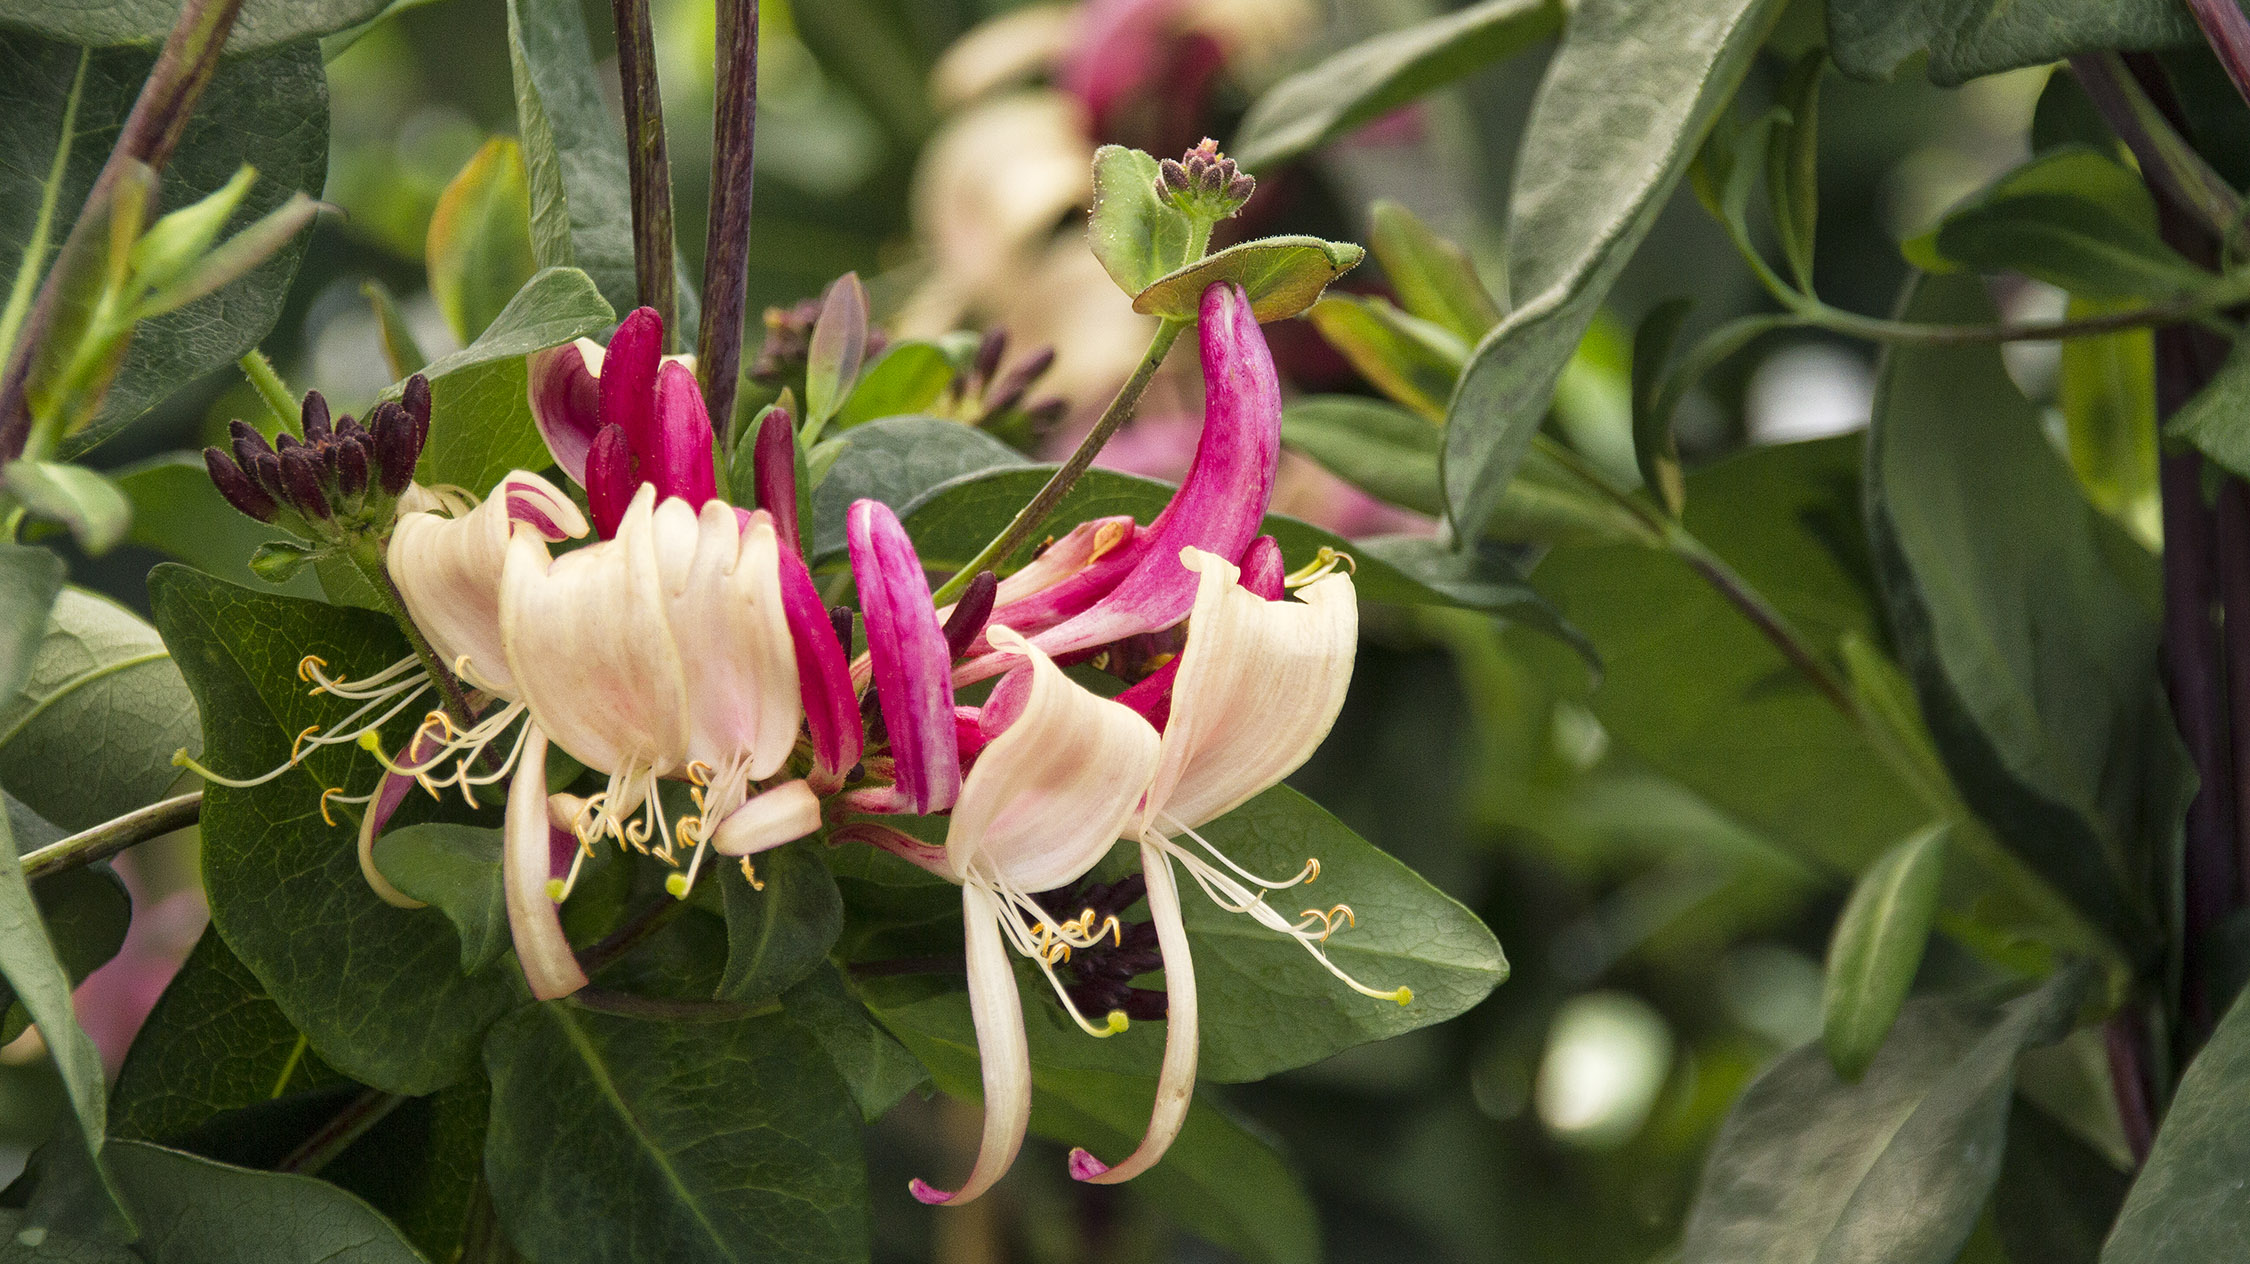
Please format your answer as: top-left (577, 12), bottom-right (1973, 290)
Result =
top-left (1155, 138), bottom-right (1255, 223)
top-left (202, 378), bottom-right (430, 537)
top-left (201, 280), bottom-right (1398, 1205)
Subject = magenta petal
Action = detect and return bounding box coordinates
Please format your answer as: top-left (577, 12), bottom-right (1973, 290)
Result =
top-left (953, 706), bottom-right (991, 762)
top-left (1113, 656), bottom-right (1178, 733)
top-left (527, 340), bottom-right (603, 484)
top-left (600, 307), bottom-right (664, 456)
top-left (979, 661), bottom-right (1035, 742)
top-left (585, 425), bottom-right (639, 540)
top-left (1240, 535), bottom-right (1285, 600)
top-left (649, 360), bottom-right (720, 508)
top-left (753, 406), bottom-right (801, 554)
top-left (847, 499), bottom-right (961, 813)
top-left (778, 537), bottom-right (864, 792)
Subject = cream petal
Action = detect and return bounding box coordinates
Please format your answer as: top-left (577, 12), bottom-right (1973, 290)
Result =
top-left (504, 726), bottom-right (588, 1000)
top-left (909, 884), bottom-right (1032, 1206)
top-left (945, 626), bottom-right (1160, 892)
top-left (1142, 548), bottom-right (1356, 834)
top-left (389, 470), bottom-right (584, 695)
top-left (667, 503), bottom-right (802, 778)
top-left (1070, 838), bottom-right (1197, 1184)
top-left (499, 485), bottom-right (690, 776)
top-left (710, 780), bottom-right (822, 856)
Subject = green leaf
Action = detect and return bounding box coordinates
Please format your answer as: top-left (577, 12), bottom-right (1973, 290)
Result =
top-left (0, 848), bottom-right (129, 1044)
top-left (1822, 824), bottom-right (1947, 1081)
top-left (1367, 199), bottom-right (1503, 341)
top-left (1827, 0), bottom-right (2196, 86)
top-left (2100, 984), bottom-right (2250, 1262)
top-left (1680, 969), bottom-right (2086, 1264)
top-left (1231, 0), bottom-right (1560, 170)
top-left (1132, 235), bottom-right (1365, 323)
top-left (1443, 0), bottom-right (1783, 540)
top-left (803, 273), bottom-right (869, 432)
top-left (403, 265), bottom-right (617, 386)
top-left (0, 588), bottom-right (198, 832)
top-left (505, 0), bottom-right (638, 321)
top-left (0, 543), bottom-right (63, 701)
top-left (2056, 302), bottom-right (2159, 548)
top-left (373, 823), bottom-right (509, 975)
top-left (1867, 271), bottom-right (2181, 946)
top-left (112, 928), bottom-right (345, 1144)
top-left (1629, 297), bottom-right (1693, 517)
top-left (0, 1), bottom-right (391, 54)
top-left (1995, 1103), bottom-right (2128, 1264)
top-left (328, 1078), bottom-right (489, 1264)
top-left (807, 414), bottom-right (1027, 559)
top-left (149, 567), bottom-right (519, 1094)
top-left (865, 977), bottom-right (1321, 1264)
top-left (128, 165), bottom-right (254, 293)
top-left (482, 1003), bottom-right (867, 1264)
top-left (1089, 145), bottom-right (1198, 296)
top-left (1305, 294), bottom-right (1467, 423)
top-left (426, 137), bottom-right (539, 345)
top-left (1352, 535), bottom-right (1593, 664)
top-left (1904, 147), bottom-right (2203, 302)
top-left (833, 341), bottom-right (954, 430)
top-left (105, 1139), bottom-right (429, 1263)
top-left (0, 1209), bottom-right (131, 1262)
top-left (2165, 331), bottom-right (2250, 483)
top-left (781, 965), bottom-right (925, 1122)
top-left (364, 278), bottom-right (429, 378)
top-left (717, 840), bottom-right (841, 1005)
top-left (1766, 52), bottom-right (1824, 293)
top-left (113, 453), bottom-right (320, 599)
top-left (3, 461), bottom-right (128, 553)
top-left (0, 34), bottom-right (331, 457)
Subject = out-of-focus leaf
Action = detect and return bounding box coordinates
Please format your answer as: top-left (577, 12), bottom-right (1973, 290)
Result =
top-left (0, 33), bottom-right (328, 457)
top-left (807, 414), bottom-right (1027, 560)
top-left (1767, 52), bottom-right (1824, 292)
top-left (149, 567), bottom-right (519, 1094)
top-left (1996, 1103), bottom-right (2128, 1264)
top-left (782, 965), bottom-right (925, 1122)
top-left (1232, 0), bottom-right (1560, 170)
top-left (2100, 985), bottom-right (2250, 1261)
top-left (1681, 969), bottom-right (2085, 1264)
top-left (373, 823), bottom-right (508, 975)
top-left (834, 341), bottom-right (954, 430)
top-left (1306, 294), bottom-right (1466, 422)
top-left (113, 454), bottom-right (320, 598)
top-left (2057, 302), bottom-right (2159, 549)
top-left (402, 265), bottom-right (614, 386)
top-left (1133, 236), bottom-right (1365, 323)
top-left (1089, 145), bottom-right (1197, 297)
top-left (1629, 297), bottom-right (1693, 516)
top-left (364, 279), bottom-right (429, 378)
top-left (0, 588), bottom-right (198, 832)
top-left (0, 853), bottom-right (128, 1044)
top-left (717, 840), bottom-right (841, 1005)
top-left (482, 1003), bottom-right (866, 1264)
top-left (1822, 824), bottom-right (1948, 1080)
top-left (804, 272), bottom-right (869, 433)
top-left (1903, 147), bottom-right (2196, 304)
top-left (2166, 333), bottom-right (2250, 484)
top-left (1444, 0), bottom-right (1783, 540)
top-left (3, 461), bottom-right (128, 554)
top-left (112, 928), bottom-right (346, 1143)
top-left (1368, 199), bottom-right (1503, 341)
top-left (106, 1140), bottom-right (428, 1264)
top-left (1867, 272), bottom-right (2180, 948)
top-left (505, 0), bottom-right (636, 319)
top-left (426, 137), bottom-right (538, 345)
top-left (1827, 0), bottom-right (2196, 86)
top-left (0, 1209), bottom-right (131, 1262)
top-left (0, 544), bottom-right (62, 703)
top-left (0, 0), bottom-right (390, 53)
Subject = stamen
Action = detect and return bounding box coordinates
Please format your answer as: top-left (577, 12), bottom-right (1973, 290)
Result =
top-left (1161, 814), bottom-right (1318, 893)
top-left (1284, 547), bottom-right (1354, 588)
top-left (1150, 831), bottom-right (1410, 1006)
top-left (739, 857), bottom-right (764, 889)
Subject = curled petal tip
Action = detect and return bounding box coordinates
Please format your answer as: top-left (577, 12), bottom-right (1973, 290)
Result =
top-left (907, 1179), bottom-right (953, 1206)
top-left (1067, 1149), bottom-right (1110, 1182)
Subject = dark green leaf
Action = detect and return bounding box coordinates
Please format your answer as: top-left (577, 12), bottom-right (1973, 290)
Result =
top-left (0, 1209), bottom-right (131, 1262)
top-left (506, 0), bottom-right (637, 321)
top-left (0, 859), bottom-right (129, 1044)
top-left (425, 137), bottom-right (539, 345)
top-left (149, 566), bottom-right (519, 1094)
top-left (1443, 0), bottom-right (1783, 540)
top-left (482, 1003), bottom-right (867, 1264)
top-left (1681, 969), bottom-right (2085, 1264)
top-left (113, 453), bottom-right (320, 598)
top-left (1822, 824), bottom-right (1947, 1080)
top-left (1089, 145), bottom-right (1197, 296)
top-left (1767, 52), bottom-right (1824, 293)
top-left (1996, 1103), bottom-right (2127, 1264)
top-left (1231, 0), bottom-right (1560, 170)
top-left (1867, 272), bottom-right (2181, 946)
top-left (403, 265), bottom-right (616, 386)
top-left (717, 840), bottom-right (841, 1004)
top-left (1827, 0), bottom-right (2196, 86)
top-left (1352, 535), bottom-right (1592, 664)
top-left (1132, 235), bottom-right (1365, 323)
top-left (0, 543), bottom-right (63, 701)
top-left (1367, 199), bottom-right (1503, 340)
top-left (106, 1139), bottom-right (430, 1263)
top-left (1629, 297), bottom-right (1693, 517)
top-left (326, 1078), bottom-right (489, 1264)
top-left (2166, 331), bottom-right (2250, 484)
top-left (3, 462), bottom-right (127, 553)
top-left (804, 272), bottom-right (868, 432)
top-left (834, 342), bottom-right (954, 430)
top-left (0, 34), bottom-right (329, 456)
top-left (0, 0), bottom-right (389, 53)
top-left (373, 823), bottom-right (509, 975)
top-left (0, 588), bottom-right (198, 833)
top-left (2101, 984), bottom-right (2250, 1261)
top-left (1930, 193), bottom-right (2208, 302)
top-left (1306, 294), bottom-right (1466, 422)
top-left (112, 928), bottom-right (345, 1143)
top-left (782, 965), bottom-right (925, 1122)
top-left (807, 414), bottom-right (1027, 559)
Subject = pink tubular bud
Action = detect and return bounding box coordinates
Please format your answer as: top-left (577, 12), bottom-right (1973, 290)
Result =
top-left (585, 425), bottom-right (640, 540)
top-left (752, 405), bottom-right (800, 554)
top-left (847, 499), bottom-right (960, 814)
top-left (648, 360), bottom-right (720, 509)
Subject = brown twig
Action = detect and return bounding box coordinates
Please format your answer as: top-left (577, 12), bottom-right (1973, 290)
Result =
top-left (610, 0), bottom-right (678, 342)
top-left (697, 0), bottom-right (759, 448)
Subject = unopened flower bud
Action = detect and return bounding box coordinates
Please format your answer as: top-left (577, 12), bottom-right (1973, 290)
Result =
top-left (972, 329), bottom-right (1007, 387)
top-left (828, 605), bottom-right (856, 659)
top-left (1154, 138), bottom-right (1254, 222)
top-left (333, 430), bottom-right (370, 500)
top-left (369, 400), bottom-right (418, 495)
top-left (279, 445), bottom-right (330, 519)
top-left (942, 570), bottom-right (998, 660)
top-left (752, 406), bottom-right (800, 553)
top-left (986, 347), bottom-right (1055, 417)
top-left (203, 447), bottom-right (278, 522)
top-left (301, 390), bottom-right (332, 440)
top-left (249, 449), bottom-right (285, 502)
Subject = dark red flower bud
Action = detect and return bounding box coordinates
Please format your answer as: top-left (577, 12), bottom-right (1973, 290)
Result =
top-left (279, 446), bottom-right (331, 519)
top-left (300, 390), bottom-right (331, 440)
top-left (368, 401), bottom-right (418, 495)
top-left (402, 374), bottom-right (432, 455)
top-left (204, 448), bottom-right (278, 522)
top-left (333, 433), bottom-right (370, 500)
top-left (941, 570), bottom-right (997, 660)
top-left (584, 424), bottom-right (639, 539)
top-left (250, 449), bottom-right (285, 500)
top-left (972, 329), bottom-right (1007, 387)
top-left (987, 347), bottom-right (1055, 416)
top-left (752, 406), bottom-right (800, 553)
top-left (828, 605), bottom-right (857, 659)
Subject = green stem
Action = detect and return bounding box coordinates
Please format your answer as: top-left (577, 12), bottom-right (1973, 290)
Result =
top-left (927, 317), bottom-right (1188, 606)
top-left (238, 348), bottom-right (298, 432)
top-left (20, 791), bottom-right (201, 880)
top-left (347, 538), bottom-right (475, 728)
top-left (0, 50), bottom-right (86, 367)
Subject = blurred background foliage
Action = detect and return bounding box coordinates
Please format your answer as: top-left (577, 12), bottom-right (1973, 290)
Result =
top-left (23, 0), bottom-right (2163, 1260)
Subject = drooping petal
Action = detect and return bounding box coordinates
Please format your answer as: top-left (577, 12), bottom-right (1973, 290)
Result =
top-left (527, 337), bottom-right (605, 484)
top-left (710, 779), bottom-right (823, 856)
top-left (599, 306), bottom-right (664, 457)
top-left (585, 424), bottom-right (639, 540)
top-left (504, 725), bottom-right (589, 1000)
top-left (848, 499), bottom-right (960, 814)
top-left (778, 542), bottom-right (864, 793)
top-left (753, 405), bottom-right (802, 554)
top-left (499, 484), bottom-right (691, 778)
top-left (1069, 838), bottom-right (1196, 1184)
top-left (946, 626), bottom-right (1160, 891)
top-left (1141, 548), bottom-right (1356, 834)
top-left (646, 360), bottom-right (720, 508)
top-left (390, 470), bottom-right (588, 695)
top-left (909, 884), bottom-right (1032, 1207)
top-left (663, 503), bottom-right (801, 777)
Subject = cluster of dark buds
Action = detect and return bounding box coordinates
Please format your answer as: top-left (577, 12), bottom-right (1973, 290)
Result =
top-left (1155, 138), bottom-right (1255, 222)
top-left (1035, 873), bottom-right (1168, 1023)
top-left (944, 329), bottom-right (1068, 444)
top-left (203, 376), bottom-right (431, 575)
top-left (751, 295), bottom-right (890, 384)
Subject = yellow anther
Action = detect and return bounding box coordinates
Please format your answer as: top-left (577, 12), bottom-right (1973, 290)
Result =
top-left (297, 654), bottom-right (328, 684)
top-left (685, 760), bottom-right (714, 787)
top-left (318, 787), bottom-right (347, 827)
top-left (664, 872), bottom-right (691, 899)
top-left (290, 725), bottom-right (322, 763)
top-left (1097, 915), bottom-right (1123, 948)
top-left (740, 857), bottom-right (764, 890)
top-left (1103, 1010), bottom-right (1129, 1034)
top-left (1303, 857), bottom-right (1321, 883)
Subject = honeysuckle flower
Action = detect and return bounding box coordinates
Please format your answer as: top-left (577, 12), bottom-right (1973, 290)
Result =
top-left (1068, 543), bottom-right (1405, 1187)
top-left (525, 306), bottom-right (699, 489)
top-left (847, 499), bottom-right (964, 815)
